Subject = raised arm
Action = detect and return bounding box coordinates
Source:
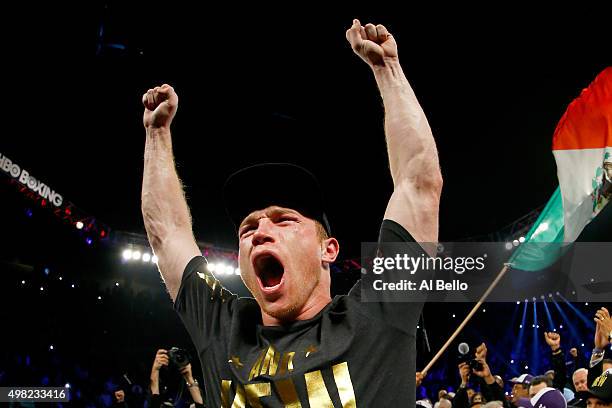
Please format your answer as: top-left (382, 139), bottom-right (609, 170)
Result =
top-left (141, 84), bottom-right (201, 301)
top-left (346, 20), bottom-right (443, 243)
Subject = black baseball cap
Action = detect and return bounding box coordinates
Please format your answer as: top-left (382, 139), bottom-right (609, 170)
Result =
top-left (578, 370), bottom-right (612, 403)
top-left (223, 163), bottom-right (331, 236)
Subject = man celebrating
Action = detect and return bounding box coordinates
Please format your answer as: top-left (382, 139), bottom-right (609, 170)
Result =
top-left (141, 19), bottom-right (442, 406)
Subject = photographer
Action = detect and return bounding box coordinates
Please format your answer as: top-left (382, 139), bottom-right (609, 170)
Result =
top-left (149, 348), bottom-right (205, 408)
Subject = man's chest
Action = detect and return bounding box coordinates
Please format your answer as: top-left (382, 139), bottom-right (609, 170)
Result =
top-left (202, 320), bottom-right (414, 407)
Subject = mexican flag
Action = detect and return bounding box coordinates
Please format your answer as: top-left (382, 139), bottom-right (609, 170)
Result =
top-left (511, 67), bottom-right (612, 271)
top-left (553, 67), bottom-right (612, 243)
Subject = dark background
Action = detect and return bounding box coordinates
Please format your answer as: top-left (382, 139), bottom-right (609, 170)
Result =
top-left (0, 3), bottom-right (610, 406)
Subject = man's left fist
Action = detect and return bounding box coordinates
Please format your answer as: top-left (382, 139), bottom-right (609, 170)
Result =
top-left (345, 19), bottom-right (398, 67)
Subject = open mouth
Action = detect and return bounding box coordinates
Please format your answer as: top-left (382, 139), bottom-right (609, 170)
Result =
top-left (254, 253), bottom-right (285, 289)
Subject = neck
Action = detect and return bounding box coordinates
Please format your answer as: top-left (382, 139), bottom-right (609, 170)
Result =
top-left (261, 287), bottom-right (332, 326)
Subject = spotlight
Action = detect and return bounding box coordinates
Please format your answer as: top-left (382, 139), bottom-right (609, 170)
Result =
top-left (548, 294), bottom-right (552, 298)
top-left (585, 302), bottom-right (589, 306)
top-left (513, 239), bottom-right (519, 247)
top-left (505, 242), bottom-right (513, 250)
top-left (235, 268), bottom-right (241, 275)
top-left (532, 297), bottom-right (536, 302)
top-left (225, 265), bottom-right (235, 275)
top-left (532, 324), bottom-right (535, 328)
top-left (49, 345), bottom-right (54, 351)
top-left (559, 324), bottom-right (563, 329)
top-left (536, 325), bottom-right (539, 328)
top-left (510, 360), bottom-right (514, 363)
top-left (452, 314), bottom-right (456, 318)
top-left (216, 264), bottom-right (226, 275)
top-left (519, 236), bottom-right (526, 243)
top-left (71, 284), bottom-right (75, 288)
top-left (44, 267), bottom-right (50, 275)
top-left (520, 324), bottom-right (523, 329)
top-left (207, 263), bottom-right (216, 272)
top-left (85, 237), bottom-right (93, 245)
top-left (59, 277), bottom-right (63, 281)
top-left (115, 282), bottom-right (119, 287)
top-left (132, 251), bottom-right (141, 261)
top-left (76, 221), bottom-right (84, 230)
top-left (122, 249), bottom-right (132, 260)
top-left (40, 287), bottom-right (44, 291)
top-left (98, 296), bottom-right (102, 300)
top-left (482, 309), bottom-right (486, 312)
top-left (540, 295), bottom-right (545, 300)
top-left (581, 343), bottom-right (585, 347)
top-left (151, 255), bottom-right (158, 264)
top-left (516, 301), bottom-right (520, 304)
top-left (65, 383), bottom-right (71, 389)
top-left (142, 253), bottom-right (151, 262)
top-left (417, 325), bottom-right (420, 329)
top-left (524, 365), bottom-right (529, 370)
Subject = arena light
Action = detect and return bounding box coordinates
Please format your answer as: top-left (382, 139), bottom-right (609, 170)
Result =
top-left (510, 359), bottom-right (514, 364)
top-left (65, 383), bottom-right (71, 389)
top-left (512, 239), bottom-right (520, 247)
top-left (115, 282), bottom-right (119, 287)
top-left (207, 263), bottom-right (216, 272)
top-left (76, 221), bottom-right (84, 230)
top-left (519, 236), bottom-right (526, 243)
top-left (142, 253), bottom-right (151, 262)
top-left (132, 251), bottom-right (141, 261)
top-left (98, 296), bottom-right (102, 300)
top-left (71, 284), bottom-right (76, 288)
top-left (151, 255), bottom-right (158, 264)
top-left (40, 286), bottom-right (44, 291)
top-left (224, 265), bottom-right (235, 275)
top-left (235, 268), bottom-right (241, 275)
top-left (59, 277), bottom-right (63, 281)
top-left (21, 280), bottom-right (25, 285)
top-left (122, 249), bottom-right (132, 260)
top-left (505, 242), bottom-right (513, 250)
top-left (516, 301), bottom-right (520, 305)
top-left (519, 324), bottom-right (523, 329)
top-left (49, 345), bottom-right (54, 351)
top-left (452, 314), bottom-right (456, 318)
top-left (524, 365), bottom-right (529, 370)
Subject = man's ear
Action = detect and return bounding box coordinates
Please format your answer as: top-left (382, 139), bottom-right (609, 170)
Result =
top-left (321, 237), bottom-right (340, 264)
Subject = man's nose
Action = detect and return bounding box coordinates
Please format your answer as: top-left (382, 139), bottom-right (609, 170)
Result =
top-left (252, 219), bottom-right (275, 246)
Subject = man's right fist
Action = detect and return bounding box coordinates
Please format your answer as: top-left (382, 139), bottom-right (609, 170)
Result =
top-left (142, 84), bottom-right (178, 129)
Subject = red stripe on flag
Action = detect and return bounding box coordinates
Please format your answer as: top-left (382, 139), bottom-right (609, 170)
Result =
top-left (552, 67), bottom-right (612, 151)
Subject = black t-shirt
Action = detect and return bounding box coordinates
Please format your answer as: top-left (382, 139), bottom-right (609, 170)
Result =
top-left (174, 219), bottom-right (423, 407)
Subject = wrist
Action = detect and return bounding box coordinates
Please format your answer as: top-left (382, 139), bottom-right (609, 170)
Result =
top-left (484, 374), bottom-right (495, 385)
top-left (372, 58), bottom-right (409, 90)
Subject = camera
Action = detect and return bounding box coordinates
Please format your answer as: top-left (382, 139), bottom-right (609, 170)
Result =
top-left (168, 347), bottom-right (190, 369)
top-left (468, 359), bottom-right (484, 372)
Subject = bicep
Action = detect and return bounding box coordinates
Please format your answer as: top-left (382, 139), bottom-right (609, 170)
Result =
top-left (153, 229), bottom-right (201, 302)
top-left (384, 179), bottom-right (441, 244)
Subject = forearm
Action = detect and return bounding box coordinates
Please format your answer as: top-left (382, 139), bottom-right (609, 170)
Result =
top-left (150, 370), bottom-right (160, 395)
top-left (188, 385), bottom-right (204, 405)
top-left (373, 58), bottom-right (442, 188)
top-left (142, 127), bottom-right (193, 242)
top-left (141, 126), bottom-right (200, 298)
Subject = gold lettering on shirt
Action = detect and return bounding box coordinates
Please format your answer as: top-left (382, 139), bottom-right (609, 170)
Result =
top-left (274, 378), bottom-right (302, 408)
top-left (231, 384), bottom-right (246, 408)
top-left (244, 383), bottom-right (272, 408)
top-left (248, 349), bottom-right (267, 381)
top-left (278, 352), bottom-right (295, 376)
top-left (260, 346), bottom-right (276, 376)
top-left (305, 370), bottom-right (334, 407)
top-left (332, 362), bottom-right (356, 408)
top-left (221, 380), bottom-right (232, 408)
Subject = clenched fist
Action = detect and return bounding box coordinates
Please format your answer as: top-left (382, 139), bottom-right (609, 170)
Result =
top-left (142, 84), bottom-right (178, 129)
top-left (345, 19), bottom-right (398, 67)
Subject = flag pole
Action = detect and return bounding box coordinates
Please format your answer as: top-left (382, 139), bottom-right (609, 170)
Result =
top-left (421, 263), bottom-right (512, 375)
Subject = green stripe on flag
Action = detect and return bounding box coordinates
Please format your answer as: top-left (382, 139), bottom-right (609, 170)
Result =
top-left (509, 187), bottom-right (567, 271)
